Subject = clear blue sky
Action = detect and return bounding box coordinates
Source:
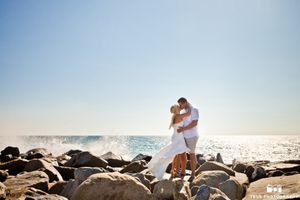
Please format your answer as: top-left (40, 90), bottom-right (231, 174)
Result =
top-left (0, 0), bottom-right (299, 135)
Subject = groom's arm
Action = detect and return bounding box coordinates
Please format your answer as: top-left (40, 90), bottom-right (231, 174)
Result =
top-left (177, 120), bottom-right (198, 133)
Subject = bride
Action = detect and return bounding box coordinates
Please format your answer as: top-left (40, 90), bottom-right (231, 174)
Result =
top-left (148, 104), bottom-right (190, 180)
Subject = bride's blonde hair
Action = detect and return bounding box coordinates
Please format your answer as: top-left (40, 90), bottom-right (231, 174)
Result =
top-left (169, 105), bottom-right (180, 129)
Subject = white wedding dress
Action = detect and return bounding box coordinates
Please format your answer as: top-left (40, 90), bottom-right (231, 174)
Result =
top-left (148, 122), bottom-right (190, 180)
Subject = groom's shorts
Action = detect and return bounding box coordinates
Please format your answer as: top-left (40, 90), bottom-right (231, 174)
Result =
top-left (185, 136), bottom-right (199, 154)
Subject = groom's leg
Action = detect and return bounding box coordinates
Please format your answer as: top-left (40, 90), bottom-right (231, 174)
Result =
top-left (185, 136), bottom-right (199, 177)
top-left (190, 153), bottom-right (196, 177)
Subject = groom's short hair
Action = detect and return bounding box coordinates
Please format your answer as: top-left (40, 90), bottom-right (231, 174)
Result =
top-left (177, 97), bottom-right (187, 103)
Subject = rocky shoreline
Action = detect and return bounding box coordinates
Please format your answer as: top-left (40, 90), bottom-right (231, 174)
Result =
top-left (0, 146), bottom-right (300, 200)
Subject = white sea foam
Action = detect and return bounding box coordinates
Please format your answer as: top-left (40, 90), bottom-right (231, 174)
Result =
top-left (0, 135), bottom-right (131, 159)
top-left (0, 135), bottom-right (299, 163)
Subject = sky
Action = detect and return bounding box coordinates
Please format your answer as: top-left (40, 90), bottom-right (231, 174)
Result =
top-left (0, 0), bottom-right (299, 135)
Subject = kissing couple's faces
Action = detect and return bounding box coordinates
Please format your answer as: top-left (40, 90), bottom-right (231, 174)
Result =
top-left (178, 102), bottom-right (188, 110)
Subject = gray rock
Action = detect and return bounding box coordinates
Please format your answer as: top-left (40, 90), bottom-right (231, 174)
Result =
top-left (54, 165), bottom-right (75, 181)
top-left (153, 178), bottom-right (191, 200)
top-left (56, 154), bottom-right (71, 166)
top-left (195, 184), bottom-right (210, 200)
top-left (0, 154), bottom-right (14, 162)
top-left (60, 179), bottom-right (77, 199)
top-left (48, 181), bottom-right (68, 195)
top-left (205, 154), bottom-right (216, 162)
top-left (25, 191), bottom-right (68, 200)
top-left (59, 166), bottom-right (106, 198)
top-left (1, 146), bottom-right (20, 157)
top-left (209, 187), bottom-right (230, 200)
top-left (26, 148), bottom-right (52, 159)
top-left (0, 170), bottom-right (8, 182)
top-left (0, 182), bottom-right (5, 200)
top-left (191, 170), bottom-right (230, 188)
top-left (232, 162), bottom-right (247, 173)
top-left (235, 172), bottom-right (249, 187)
top-left (24, 159), bottom-right (63, 182)
top-left (132, 154), bottom-right (152, 162)
top-left (216, 153), bottom-right (224, 164)
top-left (284, 171), bottom-right (299, 176)
top-left (100, 151), bottom-right (131, 167)
top-left (130, 172), bottom-right (151, 190)
top-left (5, 187), bottom-right (47, 199)
top-left (74, 167), bottom-right (106, 185)
top-left (64, 151), bottom-right (108, 168)
top-left (251, 166), bottom-right (266, 181)
top-left (243, 174), bottom-right (300, 200)
top-left (4, 171), bottom-right (49, 192)
top-left (64, 149), bottom-right (82, 157)
top-left (219, 177), bottom-right (244, 200)
top-left (245, 165), bottom-right (255, 180)
top-left (120, 160), bottom-right (148, 173)
top-left (196, 161), bottom-right (235, 176)
top-left (0, 158), bottom-right (29, 175)
top-left (267, 170), bottom-right (284, 177)
top-left (191, 186), bottom-right (199, 196)
top-left (70, 172), bottom-right (152, 200)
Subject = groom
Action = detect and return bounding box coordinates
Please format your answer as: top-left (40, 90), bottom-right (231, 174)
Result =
top-left (177, 97), bottom-right (199, 181)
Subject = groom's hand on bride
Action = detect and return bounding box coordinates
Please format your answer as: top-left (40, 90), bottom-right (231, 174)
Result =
top-left (177, 127), bottom-right (185, 133)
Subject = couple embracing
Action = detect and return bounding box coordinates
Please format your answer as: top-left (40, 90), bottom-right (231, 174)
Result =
top-left (148, 97), bottom-right (199, 182)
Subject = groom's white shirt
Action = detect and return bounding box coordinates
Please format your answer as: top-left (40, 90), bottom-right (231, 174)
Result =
top-left (181, 105), bottom-right (199, 139)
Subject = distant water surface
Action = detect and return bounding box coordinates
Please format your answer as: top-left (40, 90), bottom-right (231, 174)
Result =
top-left (0, 135), bottom-right (299, 164)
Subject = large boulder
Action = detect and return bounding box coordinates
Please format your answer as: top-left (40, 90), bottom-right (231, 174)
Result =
top-left (48, 181), bottom-right (68, 195)
top-left (4, 171), bottom-right (49, 193)
top-left (71, 172), bottom-right (152, 200)
top-left (59, 167), bottom-right (106, 199)
top-left (12, 187), bottom-right (67, 200)
top-left (64, 149), bottom-right (82, 157)
top-left (0, 170), bottom-right (8, 182)
top-left (60, 179), bottom-right (77, 199)
top-left (130, 172), bottom-right (151, 190)
top-left (1, 146), bottom-right (20, 157)
top-left (26, 148), bottom-right (52, 159)
top-left (64, 151), bottom-right (108, 168)
top-left (267, 170), bottom-right (284, 177)
top-left (24, 159), bottom-right (63, 182)
top-left (194, 184), bottom-right (230, 200)
top-left (196, 161), bottom-right (235, 176)
top-left (243, 174), bottom-right (300, 200)
top-left (232, 162), bottom-right (247, 173)
top-left (251, 166), bottom-right (266, 182)
top-left (192, 170), bottom-right (230, 188)
top-left (54, 165), bottom-right (75, 180)
top-left (267, 162), bottom-right (300, 173)
top-left (101, 152), bottom-right (131, 167)
top-left (74, 167), bottom-right (106, 185)
top-left (120, 160), bottom-right (148, 173)
top-left (0, 158), bottom-right (29, 175)
top-left (235, 172), bottom-right (249, 187)
top-left (56, 154), bottom-right (72, 166)
top-left (132, 154), bottom-right (152, 162)
top-left (219, 177), bottom-right (244, 200)
top-left (0, 182), bottom-right (5, 200)
top-left (194, 184), bottom-right (210, 200)
top-left (153, 178), bottom-right (191, 200)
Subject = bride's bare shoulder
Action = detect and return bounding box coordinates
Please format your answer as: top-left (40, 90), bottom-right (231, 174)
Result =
top-left (174, 115), bottom-right (182, 123)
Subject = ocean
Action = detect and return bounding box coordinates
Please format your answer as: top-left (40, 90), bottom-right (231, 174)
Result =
top-left (0, 135), bottom-right (299, 164)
